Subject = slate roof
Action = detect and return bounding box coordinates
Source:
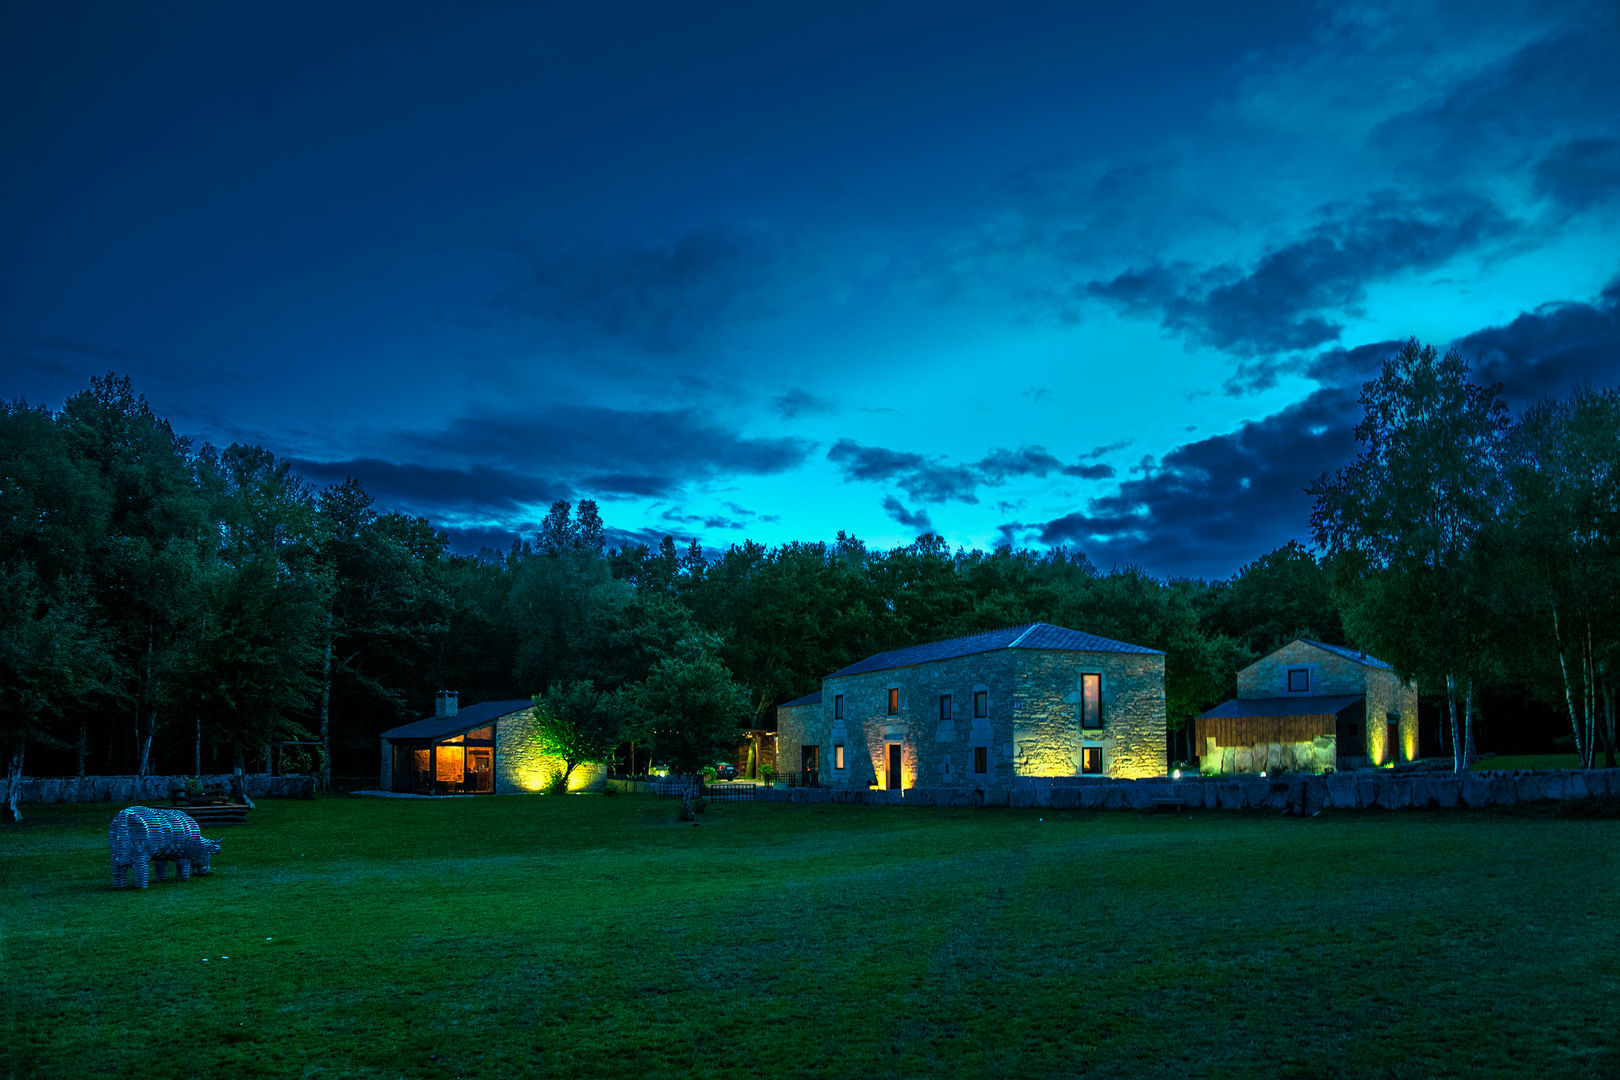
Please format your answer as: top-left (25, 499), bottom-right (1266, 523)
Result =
top-left (827, 622), bottom-right (1161, 679)
top-left (380, 699), bottom-right (533, 741)
top-left (1300, 639), bottom-right (1393, 671)
top-left (780, 690), bottom-right (823, 708)
top-left (1196, 694), bottom-right (1364, 720)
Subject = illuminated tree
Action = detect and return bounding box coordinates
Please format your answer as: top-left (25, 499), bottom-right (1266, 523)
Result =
top-left (531, 680), bottom-right (627, 790)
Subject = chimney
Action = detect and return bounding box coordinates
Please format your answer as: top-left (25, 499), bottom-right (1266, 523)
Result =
top-left (435, 691), bottom-right (459, 719)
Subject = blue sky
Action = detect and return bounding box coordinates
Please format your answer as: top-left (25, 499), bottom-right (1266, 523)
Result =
top-left (6, 0), bottom-right (1619, 579)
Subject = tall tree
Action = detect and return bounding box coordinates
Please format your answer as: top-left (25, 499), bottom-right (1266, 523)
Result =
top-left (0, 400), bottom-right (117, 819)
top-left (59, 374), bottom-right (213, 774)
top-left (1499, 388), bottom-right (1620, 768)
top-left (1311, 340), bottom-right (1511, 771)
top-left (637, 639), bottom-right (749, 819)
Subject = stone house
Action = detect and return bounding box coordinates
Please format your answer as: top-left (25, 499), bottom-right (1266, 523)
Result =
top-left (379, 691), bottom-right (606, 795)
top-left (1194, 639), bottom-right (1419, 774)
top-left (776, 623), bottom-right (1167, 791)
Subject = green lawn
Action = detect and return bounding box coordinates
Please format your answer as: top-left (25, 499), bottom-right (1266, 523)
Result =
top-left (3, 795), bottom-right (1618, 1079)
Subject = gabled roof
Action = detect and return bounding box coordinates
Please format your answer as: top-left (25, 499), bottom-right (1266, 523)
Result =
top-left (380, 698), bottom-right (533, 741)
top-left (780, 690), bottom-right (822, 708)
top-left (828, 622), bottom-right (1161, 679)
top-left (1299, 639), bottom-right (1393, 671)
top-left (1197, 694), bottom-right (1364, 720)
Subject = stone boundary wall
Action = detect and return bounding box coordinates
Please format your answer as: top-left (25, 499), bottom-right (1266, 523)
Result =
top-left (755, 769), bottom-right (1620, 813)
top-left (16, 774), bottom-right (315, 805)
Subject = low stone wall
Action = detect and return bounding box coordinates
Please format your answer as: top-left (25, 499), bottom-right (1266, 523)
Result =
top-left (1205, 737), bottom-right (1335, 775)
top-left (755, 769), bottom-right (1620, 813)
top-left (16, 774), bottom-right (316, 805)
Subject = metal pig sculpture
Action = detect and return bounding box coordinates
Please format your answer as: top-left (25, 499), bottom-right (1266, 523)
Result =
top-left (109, 805), bottom-right (221, 889)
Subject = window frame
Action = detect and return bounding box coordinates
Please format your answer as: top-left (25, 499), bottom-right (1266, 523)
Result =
top-left (1080, 673), bottom-right (1103, 730)
top-left (1286, 667), bottom-right (1310, 693)
top-left (939, 693), bottom-right (952, 721)
top-left (1081, 746), bottom-right (1103, 775)
top-left (834, 693), bottom-right (844, 719)
top-left (973, 690), bottom-right (987, 718)
top-left (887, 687), bottom-right (899, 715)
top-left (834, 741), bottom-right (845, 770)
top-left (973, 745), bottom-right (989, 775)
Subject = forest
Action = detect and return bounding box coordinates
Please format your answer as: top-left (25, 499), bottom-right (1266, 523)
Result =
top-left (4, 343), bottom-right (1616, 815)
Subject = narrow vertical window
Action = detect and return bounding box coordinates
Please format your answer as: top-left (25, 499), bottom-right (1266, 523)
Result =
top-left (1082, 746), bottom-right (1103, 774)
top-left (939, 693), bottom-right (952, 720)
top-left (1081, 674), bottom-right (1102, 729)
top-left (834, 742), bottom-right (845, 770)
top-left (887, 688), bottom-right (899, 715)
top-left (834, 694), bottom-right (844, 719)
top-left (973, 746), bottom-right (988, 775)
top-left (973, 690), bottom-right (987, 718)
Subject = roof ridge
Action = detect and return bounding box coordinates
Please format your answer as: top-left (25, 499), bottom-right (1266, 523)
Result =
top-left (1006, 623), bottom-right (1041, 648)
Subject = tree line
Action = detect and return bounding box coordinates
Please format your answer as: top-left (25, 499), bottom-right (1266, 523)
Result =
top-left (4, 351), bottom-right (1613, 818)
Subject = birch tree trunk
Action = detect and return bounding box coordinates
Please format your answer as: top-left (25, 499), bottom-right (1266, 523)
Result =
top-left (318, 612), bottom-right (333, 792)
top-left (5, 741), bottom-right (24, 823)
top-left (1447, 671), bottom-right (1464, 773)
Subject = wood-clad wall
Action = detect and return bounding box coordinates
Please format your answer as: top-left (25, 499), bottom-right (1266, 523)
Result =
top-left (1195, 715), bottom-right (1333, 748)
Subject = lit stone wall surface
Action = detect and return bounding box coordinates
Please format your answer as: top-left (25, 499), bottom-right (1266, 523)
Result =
top-left (815, 648), bottom-right (1167, 790)
top-left (495, 708), bottom-right (607, 793)
top-left (1238, 641), bottom-right (1371, 698)
top-left (775, 701), bottom-right (818, 779)
top-left (1012, 651), bottom-right (1167, 780)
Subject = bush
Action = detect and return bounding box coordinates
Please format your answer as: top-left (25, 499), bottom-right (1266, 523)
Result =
top-left (543, 769), bottom-right (569, 795)
top-left (701, 765), bottom-right (717, 783)
top-left (760, 764), bottom-right (776, 784)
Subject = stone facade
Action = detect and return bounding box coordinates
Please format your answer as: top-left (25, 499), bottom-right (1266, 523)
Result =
top-left (775, 692), bottom-right (821, 782)
top-left (777, 624), bottom-right (1167, 791)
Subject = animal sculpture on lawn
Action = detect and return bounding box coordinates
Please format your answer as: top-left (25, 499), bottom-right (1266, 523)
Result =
top-left (109, 805), bottom-right (221, 889)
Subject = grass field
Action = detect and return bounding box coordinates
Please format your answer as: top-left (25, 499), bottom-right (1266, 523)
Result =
top-left (3, 794), bottom-right (1618, 1079)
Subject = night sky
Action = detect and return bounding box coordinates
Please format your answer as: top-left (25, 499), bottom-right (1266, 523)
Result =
top-left (6, 1), bottom-right (1619, 579)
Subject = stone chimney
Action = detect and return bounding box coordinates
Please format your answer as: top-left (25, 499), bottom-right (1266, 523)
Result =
top-left (435, 691), bottom-right (459, 719)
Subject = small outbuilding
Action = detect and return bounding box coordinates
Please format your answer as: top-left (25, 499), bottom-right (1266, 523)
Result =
top-left (379, 691), bottom-right (605, 795)
top-left (1195, 639), bottom-right (1419, 773)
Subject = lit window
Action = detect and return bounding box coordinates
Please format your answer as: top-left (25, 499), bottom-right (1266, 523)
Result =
top-left (973, 690), bottom-right (987, 718)
top-left (1287, 668), bottom-right (1309, 693)
top-left (1082, 746), bottom-right (1103, 774)
top-left (834, 742), bottom-right (845, 770)
top-left (973, 746), bottom-right (988, 775)
top-left (1080, 674), bottom-right (1102, 729)
top-left (834, 694), bottom-right (844, 719)
top-left (887, 688), bottom-right (899, 715)
top-left (939, 694), bottom-right (952, 720)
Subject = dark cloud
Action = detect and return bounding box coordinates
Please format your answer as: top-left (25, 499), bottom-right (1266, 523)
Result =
top-left (974, 445), bottom-right (1063, 484)
top-left (582, 473), bottom-right (676, 497)
top-left (1082, 192), bottom-right (1515, 358)
top-left (1084, 438), bottom-right (1134, 458)
top-left (1026, 385), bottom-right (1362, 579)
top-left (1534, 137), bottom-right (1620, 214)
top-left (288, 457), bottom-right (561, 513)
top-left (1371, 18), bottom-right (1620, 187)
top-left (826, 439), bottom-right (980, 504)
top-left (661, 508), bottom-right (746, 530)
top-left (516, 227), bottom-right (776, 353)
top-left (881, 496), bottom-right (934, 535)
top-left (773, 388), bottom-right (835, 418)
top-left (1061, 462), bottom-right (1115, 480)
top-left (426, 405), bottom-right (811, 482)
top-left (829, 440), bottom-right (1080, 505)
top-left (1453, 278), bottom-right (1620, 404)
